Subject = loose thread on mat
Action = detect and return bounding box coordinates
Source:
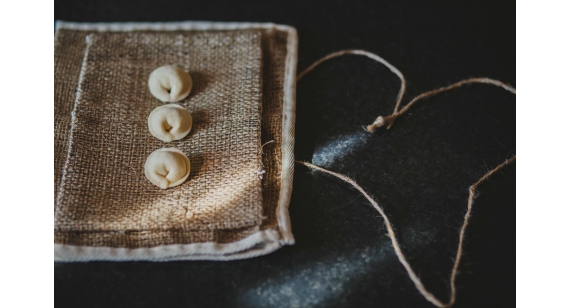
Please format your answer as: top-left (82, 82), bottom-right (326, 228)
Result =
top-left (256, 140), bottom-right (275, 180)
top-left (296, 50), bottom-right (516, 307)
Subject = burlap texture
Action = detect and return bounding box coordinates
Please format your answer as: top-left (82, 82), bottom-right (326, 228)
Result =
top-left (54, 30), bottom-right (87, 204)
top-left (55, 26), bottom-right (290, 248)
top-left (55, 30), bottom-right (264, 232)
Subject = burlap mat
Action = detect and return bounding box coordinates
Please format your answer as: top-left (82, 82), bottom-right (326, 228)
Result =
top-left (54, 22), bottom-right (297, 261)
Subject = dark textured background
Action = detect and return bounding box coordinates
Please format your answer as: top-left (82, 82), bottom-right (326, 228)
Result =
top-left (54, 1), bottom-right (516, 307)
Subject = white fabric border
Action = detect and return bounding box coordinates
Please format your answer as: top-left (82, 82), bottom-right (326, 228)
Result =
top-left (54, 20), bottom-right (298, 261)
top-left (55, 229), bottom-right (281, 262)
top-left (277, 25), bottom-right (297, 245)
top-left (55, 20), bottom-right (296, 34)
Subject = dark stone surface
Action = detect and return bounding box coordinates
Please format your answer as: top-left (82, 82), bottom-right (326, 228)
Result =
top-left (54, 1), bottom-right (515, 307)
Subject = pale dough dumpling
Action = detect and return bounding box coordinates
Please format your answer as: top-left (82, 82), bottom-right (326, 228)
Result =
top-left (148, 104), bottom-right (193, 142)
top-left (144, 148), bottom-right (191, 189)
top-left (148, 65), bottom-right (193, 102)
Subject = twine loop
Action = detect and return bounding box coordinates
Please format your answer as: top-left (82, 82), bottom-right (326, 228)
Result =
top-left (297, 50), bottom-right (515, 308)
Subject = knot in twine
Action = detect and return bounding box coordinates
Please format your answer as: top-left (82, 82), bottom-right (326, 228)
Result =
top-left (366, 114), bottom-right (397, 132)
top-left (296, 49), bottom-right (516, 308)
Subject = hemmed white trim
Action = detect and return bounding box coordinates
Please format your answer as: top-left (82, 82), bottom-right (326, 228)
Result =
top-left (55, 20), bottom-right (296, 33)
top-left (55, 229), bottom-right (281, 262)
top-left (54, 20), bottom-right (298, 261)
top-left (276, 27), bottom-right (297, 245)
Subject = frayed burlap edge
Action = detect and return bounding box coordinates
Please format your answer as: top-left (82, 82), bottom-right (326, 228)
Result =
top-left (54, 21), bottom-right (297, 261)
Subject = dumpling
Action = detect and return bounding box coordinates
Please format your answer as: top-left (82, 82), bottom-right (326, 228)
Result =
top-left (148, 104), bottom-right (193, 142)
top-left (148, 65), bottom-right (193, 102)
top-left (144, 148), bottom-right (191, 189)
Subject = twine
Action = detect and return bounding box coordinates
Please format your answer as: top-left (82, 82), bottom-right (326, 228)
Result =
top-left (296, 50), bottom-right (516, 307)
top-left (367, 77), bottom-right (516, 131)
top-left (297, 49), bottom-right (407, 115)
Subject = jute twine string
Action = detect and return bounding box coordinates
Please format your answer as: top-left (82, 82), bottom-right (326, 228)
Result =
top-left (297, 50), bottom-right (407, 115)
top-left (296, 50), bottom-right (516, 307)
top-left (367, 77), bottom-right (516, 131)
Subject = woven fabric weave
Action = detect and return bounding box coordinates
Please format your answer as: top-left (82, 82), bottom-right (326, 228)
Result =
top-left (55, 30), bottom-right (264, 231)
top-left (54, 22), bottom-right (296, 259)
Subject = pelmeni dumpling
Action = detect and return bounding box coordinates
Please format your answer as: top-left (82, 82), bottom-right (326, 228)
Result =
top-left (148, 104), bottom-right (193, 142)
top-left (148, 65), bottom-right (193, 102)
top-left (144, 148), bottom-right (191, 189)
